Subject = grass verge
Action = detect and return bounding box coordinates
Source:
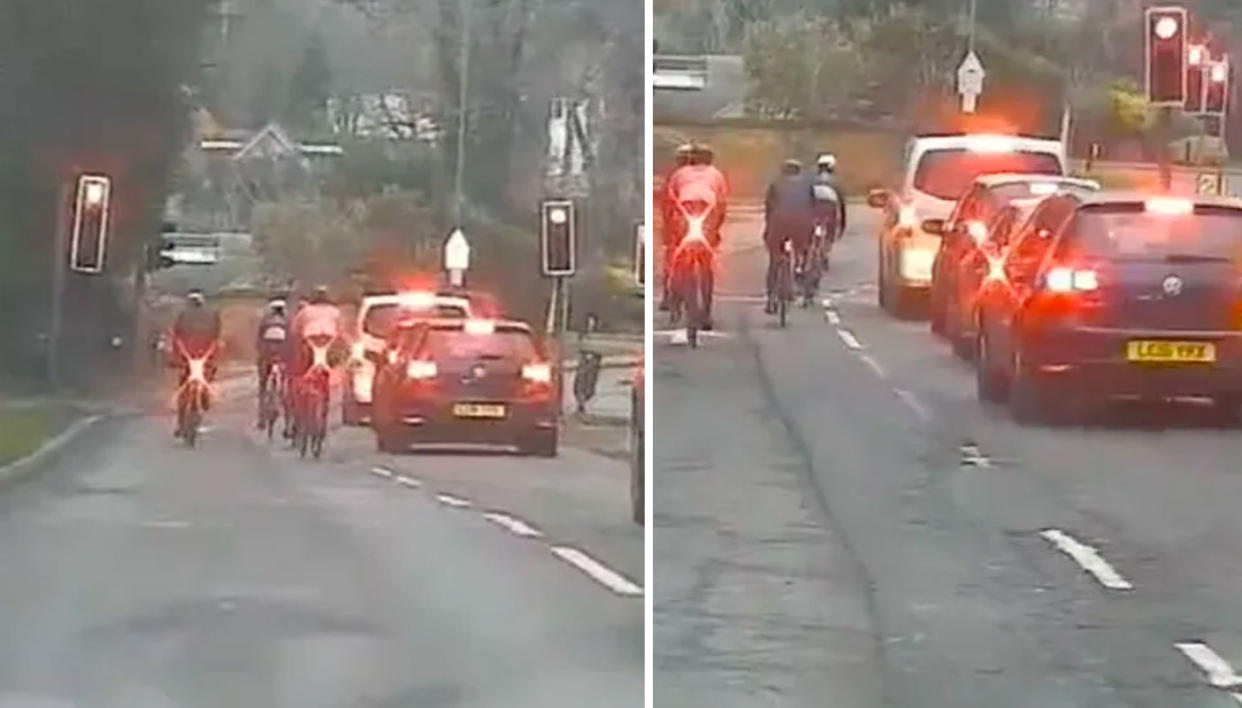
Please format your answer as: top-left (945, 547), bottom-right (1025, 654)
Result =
top-left (0, 403), bottom-right (86, 467)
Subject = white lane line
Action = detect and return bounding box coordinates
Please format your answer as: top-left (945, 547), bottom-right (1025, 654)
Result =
top-left (395, 475), bottom-right (421, 488)
top-left (858, 354), bottom-right (888, 379)
top-left (551, 546), bottom-right (644, 597)
top-left (960, 443), bottom-right (993, 468)
top-left (435, 493), bottom-right (472, 508)
top-left (837, 329), bottom-right (863, 350)
top-left (1040, 529), bottom-right (1133, 591)
top-left (894, 388), bottom-right (931, 423)
top-left (826, 310), bottom-right (842, 326)
top-left (1176, 642), bottom-right (1242, 689)
top-left (483, 512), bottom-right (543, 538)
top-left (820, 297), bottom-right (835, 309)
top-left (141, 520), bottom-right (191, 529)
top-left (370, 466), bottom-right (394, 479)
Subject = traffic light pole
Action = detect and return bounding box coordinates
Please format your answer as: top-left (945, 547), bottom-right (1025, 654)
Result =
top-left (46, 180), bottom-right (70, 389)
top-left (1158, 106), bottom-right (1173, 192)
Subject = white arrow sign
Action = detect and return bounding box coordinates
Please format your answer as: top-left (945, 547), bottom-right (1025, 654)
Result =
top-left (957, 51), bottom-right (985, 114)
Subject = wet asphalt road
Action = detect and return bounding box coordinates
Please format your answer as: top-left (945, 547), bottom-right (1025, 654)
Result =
top-left (0, 380), bottom-right (642, 707)
top-left (655, 205), bottom-right (1242, 707)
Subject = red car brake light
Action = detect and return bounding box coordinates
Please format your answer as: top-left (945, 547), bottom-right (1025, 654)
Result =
top-left (405, 359), bottom-right (437, 379)
top-left (522, 362), bottom-right (552, 383)
top-left (1043, 266), bottom-right (1099, 293)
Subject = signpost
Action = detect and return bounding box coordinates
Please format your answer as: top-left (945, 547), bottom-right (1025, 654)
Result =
top-left (444, 228), bottom-right (470, 288)
top-left (957, 51), bottom-right (985, 114)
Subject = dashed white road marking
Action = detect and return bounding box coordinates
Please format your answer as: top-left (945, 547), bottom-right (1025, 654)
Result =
top-left (894, 388), bottom-right (931, 423)
top-left (1040, 529), bottom-right (1133, 591)
top-left (858, 354), bottom-right (888, 379)
top-left (396, 475), bottom-right (421, 488)
top-left (837, 329), bottom-right (863, 350)
top-left (959, 443), bottom-right (993, 468)
top-left (141, 520), bottom-right (191, 529)
top-left (370, 466), bottom-right (394, 479)
top-left (483, 512), bottom-right (543, 538)
top-left (551, 546), bottom-right (643, 597)
top-left (1176, 642), bottom-right (1242, 689)
top-left (435, 493), bottom-right (472, 508)
top-left (825, 310), bottom-right (842, 326)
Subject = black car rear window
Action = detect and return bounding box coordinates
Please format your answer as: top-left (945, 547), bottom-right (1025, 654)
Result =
top-left (1062, 204), bottom-right (1242, 261)
top-left (914, 149), bottom-right (1063, 200)
top-left (419, 329), bottom-right (537, 362)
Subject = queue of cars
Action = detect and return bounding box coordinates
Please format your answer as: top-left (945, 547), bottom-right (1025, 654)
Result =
top-left (871, 131), bottom-right (1242, 424)
top-left (341, 289), bottom-right (559, 456)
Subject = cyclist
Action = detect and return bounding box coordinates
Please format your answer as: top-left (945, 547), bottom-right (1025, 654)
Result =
top-left (764, 159), bottom-right (816, 314)
top-left (289, 286), bottom-right (341, 431)
top-left (659, 143), bottom-right (697, 311)
top-left (812, 153), bottom-right (846, 241)
top-left (663, 143), bottom-right (728, 328)
top-left (254, 297), bottom-right (289, 428)
top-left (170, 290), bottom-right (221, 431)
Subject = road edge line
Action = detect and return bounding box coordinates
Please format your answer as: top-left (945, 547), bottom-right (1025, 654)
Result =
top-left (0, 413), bottom-right (103, 487)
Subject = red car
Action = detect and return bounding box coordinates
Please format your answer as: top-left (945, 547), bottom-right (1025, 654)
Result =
top-left (371, 318), bottom-right (559, 455)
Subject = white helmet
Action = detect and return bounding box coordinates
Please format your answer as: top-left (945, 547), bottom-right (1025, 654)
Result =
top-left (817, 153), bottom-right (837, 172)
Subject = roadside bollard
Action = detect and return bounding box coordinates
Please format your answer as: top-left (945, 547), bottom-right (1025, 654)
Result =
top-left (574, 350), bottom-right (602, 415)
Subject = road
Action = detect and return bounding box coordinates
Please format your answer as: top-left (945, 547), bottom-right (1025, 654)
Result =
top-left (0, 376), bottom-right (642, 707)
top-left (655, 204), bottom-right (1242, 706)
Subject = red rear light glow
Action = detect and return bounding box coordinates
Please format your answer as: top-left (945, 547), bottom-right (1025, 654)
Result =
top-left (1045, 266), bottom-right (1099, 293)
top-left (406, 360), bottom-right (437, 379)
top-left (522, 362), bottom-right (552, 383)
top-left (463, 319), bottom-right (495, 335)
top-left (967, 220), bottom-right (988, 245)
top-left (1145, 197), bottom-right (1193, 216)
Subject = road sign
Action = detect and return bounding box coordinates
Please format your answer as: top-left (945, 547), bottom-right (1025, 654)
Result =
top-left (1197, 172), bottom-right (1223, 195)
top-left (545, 98), bottom-right (595, 198)
top-left (957, 51), bottom-right (985, 114)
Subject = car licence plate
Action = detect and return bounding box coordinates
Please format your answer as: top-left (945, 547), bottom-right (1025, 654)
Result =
top-left (1126, 340), bottom-right (1216, 363)
top-left (453, 403), bottom-right (507, 419)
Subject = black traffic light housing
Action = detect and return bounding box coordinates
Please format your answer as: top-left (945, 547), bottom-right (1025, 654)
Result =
top-left (1186, 50), bottom-right (1206, 113)
top-left (540, 198), bottom-right (576, 277)
top-left (1146, 6), bottom-right (1188, 106)
top-left (1206, 61), bottom-right (1229, 114)
top-left (69, 174), bottom-right (111, 274)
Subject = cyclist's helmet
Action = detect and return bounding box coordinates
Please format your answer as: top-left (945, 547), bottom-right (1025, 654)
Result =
top-left (309, 285), bottom-right (330, 305)
top-left (674, 143), bottom-right (694, 166)
top-left (781, 158), bottom-right (802, 175)
top-left (816, 153), bottom-right (837, 173)
top-left (691, 143), bottom-right (714, 166)
top-left (268, 298), bottom-right (287, 316)
top-left (187, 289), bottom-right (205, 307)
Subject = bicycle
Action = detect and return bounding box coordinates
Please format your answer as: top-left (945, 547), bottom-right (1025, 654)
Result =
top-left (795, 225), bottom-right (829, 308)
top-left (668, 199), bottom-right (716, 349)
top-left (774, 239), bottom-right (794, 328)
top-left (174, 341), bottom-right (217, 448)
top-left (259, 360), bottom-right (285, 440)
top-left (293, 335), bottom-right (333, 459)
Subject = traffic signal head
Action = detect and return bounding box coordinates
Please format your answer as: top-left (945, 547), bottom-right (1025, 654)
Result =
top-left (69, 174), bottom-right (111, 274)
top-left (540, 199), bottom-right (575, 277)
top-left (1206, 60), bottom-right (1229, 113)
top-left (1146, 6), bottom-right (1187, 105)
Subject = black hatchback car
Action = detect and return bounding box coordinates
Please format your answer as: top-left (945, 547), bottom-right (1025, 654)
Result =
top-left (975, 192), bottom-right (1242, 422)
top-left (371, 318), bottom-right (559, 455)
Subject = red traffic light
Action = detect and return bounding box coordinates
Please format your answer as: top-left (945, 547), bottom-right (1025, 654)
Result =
top-left (69, 174), bottom-right (111, 274)
top-left (1146, 6), bottom-right (1188, 105)
top-left (1189, 44), bottom-right (1207, 67)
